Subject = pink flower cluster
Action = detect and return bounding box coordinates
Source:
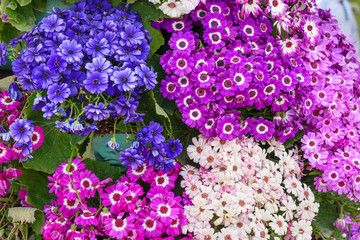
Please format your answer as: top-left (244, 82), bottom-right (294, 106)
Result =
top-left (181, 135), bottom-right (319, 239)
top-left (0, 168), bottom-right (22, 197)
top-left (297, 9), bottom-right (360, 202)
top-left (42, 157), bottom-right (188, 240)
top-left (0, 90), bottom-right (44, 163)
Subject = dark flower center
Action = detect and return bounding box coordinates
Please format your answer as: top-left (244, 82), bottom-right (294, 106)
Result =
top-left (160, 206), bottom-right (168, 214)
top-left (157, 177), bottom-right (165, 184)
top-left (178, 59), bottom-right (186, 68)
top-left (211, 34), bottom-right (220, 42)
top-left (113, 193), bottom-right (121, 201)
top-left (128, 157), bottom-right (135, 162)
top-left (55, 89), bottom-right (62, 96)
top-left (175, 23), bottom-right (183, 30)
top-left (145, 219), bottom-right (154, 228)
top-left (273, 0), bottom-right (279, 7)
top-left (54, 59), bottom-right (61, 67)
top-left (151, 130), bottom-right (157, 137)
top-left (307, 25), bottom-right (313, 31)
top-left (93, 78), bottom-right (100, 85)
top-left (121, 77), bottom-right (128, 83)
top-left (82, 180), bottom-right (90, 188)
top-left (95, 44), bottom-right (101, 51)
top-left (170, 145), bottom-right (176, 150)
top-left (68, 50), bottom-right (74, 55)
top-left (50, 23), bottom-right (56, 28)
top-left (210, 20), bottom-right (219, 28)
top-left (115, 219), bottom-right (124, 228)
top-left (179, 40), bottom-right (187, 48)
top-left (18, 127), bottom-right (25, 134)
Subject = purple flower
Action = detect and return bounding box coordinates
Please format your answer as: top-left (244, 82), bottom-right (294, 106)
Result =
top-left (47, 83), bottom-right (71, 104)
top-left (84, 72), bottom-right (108, 94)
top-left (120, 148), bottom-right (145, 169)
top-left (83, 103), bottom-right (110, 121)
top-left (42, 103), bottom-right (58, 119)
top-left (85, 57), bottom-right (112, 76)
top-left (9, 119), bottom-right (35, 144)
top-left (120, 25), bottom-right (145, 47)
top-left (134, 64), bottom-right (157, 90)
top-left (8, 82), bottom-right (23, 101)
top-left (0, 42), bottom-right (8, 66)
top-left (252, 117), bottom-right (275, 141)
top-left (216, 115), bottom-right (241, 141)
top-left (164, 139), bottom-right (182, 159)
top-left (58, 40), bottom-right (84, 64)
top-left (47, 54), bottom-right (67, 74)
top-left (113, 96), bottom-right (138, 117)
top-left (32, 65), bottom-right (59, 90)
top-left (85, 38), bottom-right (110, 58)
top-left (40, 14), bottom-right (65, 33)
top-left (111, 67), bottom-right (138, 93)
top-left (147, 121), bottom-right (165, 145)
top-left (1, 13), bottom-right (8, 22)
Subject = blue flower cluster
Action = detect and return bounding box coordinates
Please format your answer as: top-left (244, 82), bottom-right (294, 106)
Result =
top-left (11, 0), bottom-right (157, 135)
top-left (119, 121), bottom-right (183, 172)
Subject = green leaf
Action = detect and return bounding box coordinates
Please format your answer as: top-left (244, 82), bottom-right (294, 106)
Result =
top-left (22, 94), bottom-right (72, 174)
top-left (283, 130), bottom-right (304, 149)
top-left (32, 0), bottom-right (47, 12)
top-left (18, 168), bottom-right (53, 209)
top-left (83, 159), bottom-right (122, 181)
top-left (0, 0), bottom-right (11, 12)
top-left (137, 90), bottom-right (172, 138)
top-left (148, 54), bottom-right (177, 115)
top-left (30, 210), bottom-right (45, 236)
top-left (4, 4), bottom-right (36, 32)
top-left (127, 0), bottom-right (137, 3)
top-left (15, 0), bottom-right (31, 7)
top-left (76, 134), bottom-right (91, 158)
top-left (129, 0), bottom-right (166, 21)
top-left (313, 201), bottom-right (339, 239)
top-left (109, 0), bottom-right (123, 7)
top-left (64, 0), bottom-right (79, 3)
top-left (0, 23), bottom-right (22, 44)
top-left (5, 0), bottom-right (18, 10)
top-left (168, 112), bottom-right (199, 165)
top-left (142, 21), bottom-right (164, 59)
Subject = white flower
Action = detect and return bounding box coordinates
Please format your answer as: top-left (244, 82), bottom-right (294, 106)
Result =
top-left (148, 0), bottom-right (161, 3)
top-left (284, 176), bottom-right (303, 197)
top-left (280, 195), bottom-right (297, 221)
top-left (159, 0), bottom-right (184, 18)
top-left (180, 0), bottom-right (200, 13)
top-left (296, 200), bottom-right (319, 221)
top-left (290, 220), bottom-right (312, 240)
top-left (187, 135), bottom-right (208, 163)
top-left (217, 227), bottom-right (239, 240)
top-left (269, 215), bottom-right (288, 235)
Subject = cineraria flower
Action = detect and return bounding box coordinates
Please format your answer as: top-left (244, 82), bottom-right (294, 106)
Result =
top-left (9, 119), bottom-right (35, 144)
top-left (0, 42), bottom-right (8, 66)
top-left (58, 39), bottom-right (84, 64)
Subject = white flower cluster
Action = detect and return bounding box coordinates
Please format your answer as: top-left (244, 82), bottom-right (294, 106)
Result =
top-left (149, 0), bottom-right (202, 17)
top-left (180, 135), bottom-right (319, 240)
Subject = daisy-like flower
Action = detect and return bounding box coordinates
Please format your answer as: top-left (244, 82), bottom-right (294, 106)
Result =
top-left (0, 90), bottom-right (21, 111)
top-left (47, 83), bottom-right (71, 104)
top-left (139, 210), bottom-right (164, 238)
top-left (104, 216), bottom-right (135, 240)
top-left (9, 119), bottom-right (35, 144)
top-left (290, 220), bottom-right (312, 240)
top-left (0, 142), bottom-right (11, 163)
top-left (170, 51), bottom-right (194, 76)
top-left (279, 36), bottom-right (299, 56)
top-left (159, 0), bottom-right (185, 18)
top-left (84, 72), bottom-right (108, 94)
top-left (266, 0), bottom-right (288, 18)
top-left (111, 67), bottom-right (137, 93)
top-left (252, 117), bottom-right (275, 141)
top-left (302, 16), bottom-right (319, 43)
top-left (58, 39), bottom-right (84, 64)
top-left (100, 182), bottom-right (129, 213)
top-left (216, 116), bottom-right (240, 141)
top-left (241, 0), bottom-right (262, 18)
top-left (187, 135), bottom-right (208, 163)
top-left (150, 198), bottom-right (180, 225)
top-left (301, 132), bottom-right (323, 154)
top-left (30, 125), bottom-right (44, 150)
top-left (284, 176), bottom-right (303, 197)
top-left (169, 31), bottom-right (196, 53)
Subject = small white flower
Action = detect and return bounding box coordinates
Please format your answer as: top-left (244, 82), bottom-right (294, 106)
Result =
top-left (159, 0), bottom-right (184, 18)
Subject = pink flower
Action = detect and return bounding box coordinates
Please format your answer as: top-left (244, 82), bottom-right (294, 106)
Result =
top-left (150, 197), bottom-right (181, 225)
top-left (72, 169), bottom-right (99, 198)
top-left (139, 210), bottom-right (164, 238)
top-left (151, 171), bottom-right (177, 190)
top-left (100, 182), bottom-right (128, 214)
top-left (18, 188), bottom-right (33, 207)
top-left (31, 125), bottom-right (44, 150)
top-left (0, 142), bottom-right (11, 163)
top-left (104, 215), bottom-right (135, 239)
top-left (74, 209), bottom-right (99, 226)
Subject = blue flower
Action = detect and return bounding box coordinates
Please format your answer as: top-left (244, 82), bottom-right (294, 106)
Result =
top-left (42, 103), bottom-right (58, 119)
top-left (135, 64), bottom-right (157, 90)
top-left (84, 72), bottom-right (108, 94)
top-left (47, 54), bottom-right (67, 74)
top-left (107, 138), bottom-right (120, 150)
top-left (63, 71), bottom-right (86, 97)
top-left (85, 37), bottom-right (110, 58)
top-left (113, 96), bottom-right (138, 117)
top-left (85, 57), bottom-right (112, 76)
top-left (120, 24), bottom-right (145, 47)
top-left (83, 103), bottom-right (110, 121)
top-left (0, 42), bottom-right (8, 66)
top-left (111, 67), bottom-right (138, 92)
top-left (32, 96), bottom-right (48, 111)
top-left (147, 121), bottom-right (165, 144)
top-left (47, 83), bottom-right (71, 104)
top-left (120, 148), bottom-right (144, 169)
top-left (8, 82), bottom-right (23, 101)
top-left (9, 119), bottom-right (34, 144)
top-left (164, 139), bottom-right (183, 159)
top-left (32, 65), bottom-right (59, 90)
top-left (58, 39), bottom-right (84, 64)
top-left (40, 14), bottom-right (65, 33)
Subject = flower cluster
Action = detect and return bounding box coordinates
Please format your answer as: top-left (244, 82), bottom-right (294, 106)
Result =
top-left (334, 215), bottom-right (360, 240)
top-left (297, 10), bottom-right (360, 201)
top-left (181, 135), bottom-right (319, 239)
top-left (0, 88), bottom-right (44, 163)
top-left (149, 0), bottom-right (202, 18)
top-left (12, 0), bottom-right (157, 135)
top-left (43, 157), bottom-right (187, 239)
top-left (0, 168), bottom-right (22, 197)
top-left (157, 0), bottom-right (320, 142)
top-left (117, 121), bottom-right (183, 172)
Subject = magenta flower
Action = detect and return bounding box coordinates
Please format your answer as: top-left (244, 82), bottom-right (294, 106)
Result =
top-left (252, 117), bottom-right (275, 141)
top-left (104, 215), bottom-right (135, 239)
top-left (139, 210), bottom-right (164, 238)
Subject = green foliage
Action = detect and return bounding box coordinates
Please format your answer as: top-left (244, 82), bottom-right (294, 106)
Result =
top-left (168, 112), bottom-right (200, 166)
top-left (22, 94), bottom-right (72, 174)
top-left (4, 3), bottom-right (36, 32)
top-left (148, 54), bottom-right (178, 115)
top-left (137, 90), bottom-right (172, 138)
top-left (30, 210), bottom-right (45, 237)
top-left (313, 201), bottom-right (339, 239)
top-left (283, 130), bottom-right (304, 149)
top-left (16, 0), bottom-right (32, 6)
top-left (18, 168), bottom-right (53, 209)
top-left (129, 0), bottom-right (166, 21)
top-left (31, 0), bottom-right (46, 12)
top-left (143, 21), bottom-right (164, 59)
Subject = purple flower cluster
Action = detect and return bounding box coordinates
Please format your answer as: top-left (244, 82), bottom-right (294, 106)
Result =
top-left (157, 0), bottom-right (316, 142)
top-left (334, 215), bottom-right (360, 240)
top-left (119, 121), bottom-right (183, 172)
top-left (297, 10), bottom-right (360, 201)
top-left (43, 157), bottom-right (187, 240)
top-left (12, 0), bottom-right (157, 135)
